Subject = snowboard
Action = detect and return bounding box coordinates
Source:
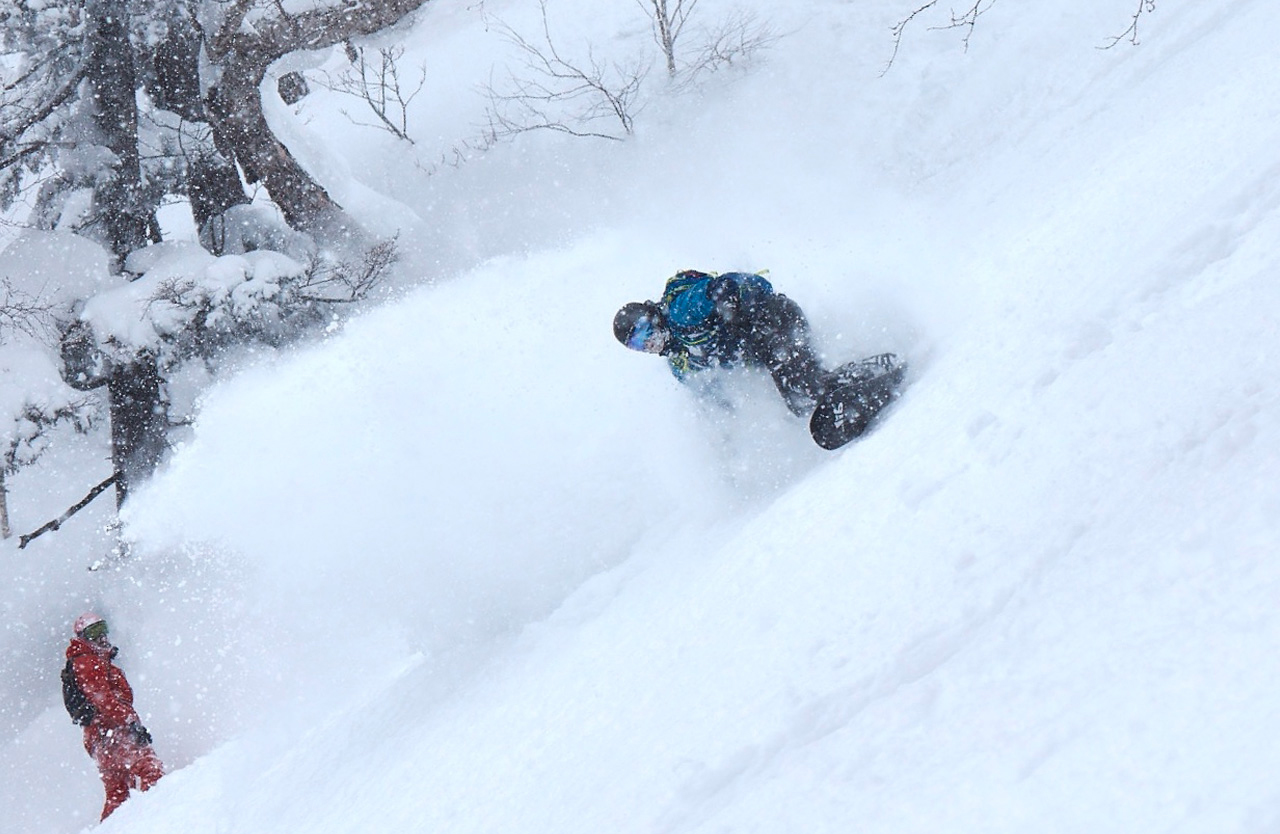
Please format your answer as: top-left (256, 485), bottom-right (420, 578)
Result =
top-left (809, 353), bottom-right (907, 450)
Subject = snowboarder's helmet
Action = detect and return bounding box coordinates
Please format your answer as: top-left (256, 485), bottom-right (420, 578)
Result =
top-left (614, 302), bottom-right (668, 354)
top-left (74, 612), bottom-right (106, 639)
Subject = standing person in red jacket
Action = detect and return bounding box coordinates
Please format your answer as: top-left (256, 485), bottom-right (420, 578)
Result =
top-left (65, 612), bottom-right (165, 820)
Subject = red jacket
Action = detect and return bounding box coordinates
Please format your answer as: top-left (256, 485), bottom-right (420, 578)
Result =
top-left (66, 638), bottom-right (142, 752)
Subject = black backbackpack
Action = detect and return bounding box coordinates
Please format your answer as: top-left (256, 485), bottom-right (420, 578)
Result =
top-left (61, 659), bottom-right (96, 726)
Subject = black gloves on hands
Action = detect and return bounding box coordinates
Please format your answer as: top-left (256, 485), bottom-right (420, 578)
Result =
top-left (709, 276), bottom-right (742, 322)
top-left (129, 722), bottom-right (153, 746)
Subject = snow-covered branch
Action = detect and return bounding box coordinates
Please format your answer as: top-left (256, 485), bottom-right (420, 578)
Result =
top-left (211, 0), bottom-right (433, 64)
top-left (65, 225), bottom-right (396, 379)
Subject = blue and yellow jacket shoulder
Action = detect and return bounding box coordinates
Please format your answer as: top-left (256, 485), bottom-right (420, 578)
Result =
top-left (659, 270), bottom-right (773, 379)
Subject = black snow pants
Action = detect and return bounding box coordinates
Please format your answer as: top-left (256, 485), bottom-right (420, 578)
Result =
top-left (737, 294), bottom-right (827, 416)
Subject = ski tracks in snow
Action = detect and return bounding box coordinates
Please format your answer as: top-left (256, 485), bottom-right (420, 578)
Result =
top-left (650, 584), bottom-right (1034, 833)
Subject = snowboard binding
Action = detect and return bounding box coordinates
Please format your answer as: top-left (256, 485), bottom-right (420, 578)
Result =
top-left (809, 353), bottom-right (907, 450)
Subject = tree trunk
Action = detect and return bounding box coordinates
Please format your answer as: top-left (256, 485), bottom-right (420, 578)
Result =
top-left (148, 26), bottom-right (252, 240)
top-left (207, 64), bottom-right (343, 231)
top-left (188, 152), bottom-right (252, 236)
top-left (150, 25), bottom-right (205, 122)
top-left (80, 0), bottom-right (169, 506)
top-left (62, 324), bottom-right (169, 507)
top-left (106, 356), bottom-right (167, 507)
top-left (0, 470), bottom-right (11, 539)
top-left (86, 0), bottom-right (158, 262)
top-left (200, 0), bottom-right (432, 233)
top-left (655, 0), bottom-right (678, 77)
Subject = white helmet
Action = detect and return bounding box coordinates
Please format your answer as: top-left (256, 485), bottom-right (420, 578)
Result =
top-left (73, 612), bottom-right (105, 637)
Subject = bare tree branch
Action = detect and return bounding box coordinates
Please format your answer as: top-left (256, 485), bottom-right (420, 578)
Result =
top-left (634, 0), bottom-right (702, 77)
top-left (484, 0), bottom-right (646, 142)
top-left (883, 0), bottom-right (994, 74)
top-left (886, 0), bottom-right (1157, 72)
top-left (18, 473), bottom-right (117, 549)
top-left (316, 46), bottom-right (426, 143)
top-left (298, 236), bottom-right (399, 302)
top-left (885, 0), bottom-right (937, 75)
top-left (0, 141), bottom-right (48, 174)
top-left (1100, 0), bottom-right (1157, 48)
top-left (413, 131), bottom-right (500, 178)
top-left (677, 9), bottom-right (778, 86)
top-left (0, 59), bottom-right (88, 167)
top-left (0, 279), bottom-right (55, 341)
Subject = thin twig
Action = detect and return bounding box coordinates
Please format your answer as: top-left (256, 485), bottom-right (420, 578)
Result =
top-left (883, 0), bottom-right (994, 75)
top-left (1099, 0), bottom-right (1156, 48)
top-left (484, 0), bottom-right (646, 141)
top-left (317, 46), bottom-right (426, 143)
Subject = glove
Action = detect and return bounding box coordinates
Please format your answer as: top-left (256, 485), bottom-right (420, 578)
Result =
top-left (129, 722), bottom-right (153, 746)
top-left (708, 276), bottom-right (742, 321)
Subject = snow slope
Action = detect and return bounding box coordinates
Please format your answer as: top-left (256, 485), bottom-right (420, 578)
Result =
top-left (4, 0), bottom-right (1280, 831)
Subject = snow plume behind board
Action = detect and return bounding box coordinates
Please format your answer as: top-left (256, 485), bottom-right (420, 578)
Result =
top-left (2, 0), bottom-right (1280, 831)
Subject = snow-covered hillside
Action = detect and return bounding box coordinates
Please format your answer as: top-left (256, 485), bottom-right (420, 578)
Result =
top-left (4, 0), bottom-right (1280, 831)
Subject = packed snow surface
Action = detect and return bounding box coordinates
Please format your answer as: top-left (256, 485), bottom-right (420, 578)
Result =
top-left (3, 0), bottom-right (1280, 831)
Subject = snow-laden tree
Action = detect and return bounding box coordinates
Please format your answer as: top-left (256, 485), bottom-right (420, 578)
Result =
top-left (0, 232), bottom-right (105, 535)
top-left (1, 0), bottom-right (420, 512)
top-left (3, 0), bottom-right (431, 242)
top-left (0, 345), bottom-right (98, 539)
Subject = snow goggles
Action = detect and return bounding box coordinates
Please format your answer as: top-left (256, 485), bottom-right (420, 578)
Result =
top-left (626, 315), bottom-right (665, 353)
top-left (82, 620), bottom-right (109, 641)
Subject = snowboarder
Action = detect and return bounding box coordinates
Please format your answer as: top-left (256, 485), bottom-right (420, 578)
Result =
top-left (613, 270), bottom-right (907, 448)
top-left (64, 612), bottom-right (165, 820)
top-left (613, 270), bottom-right (828, 417)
